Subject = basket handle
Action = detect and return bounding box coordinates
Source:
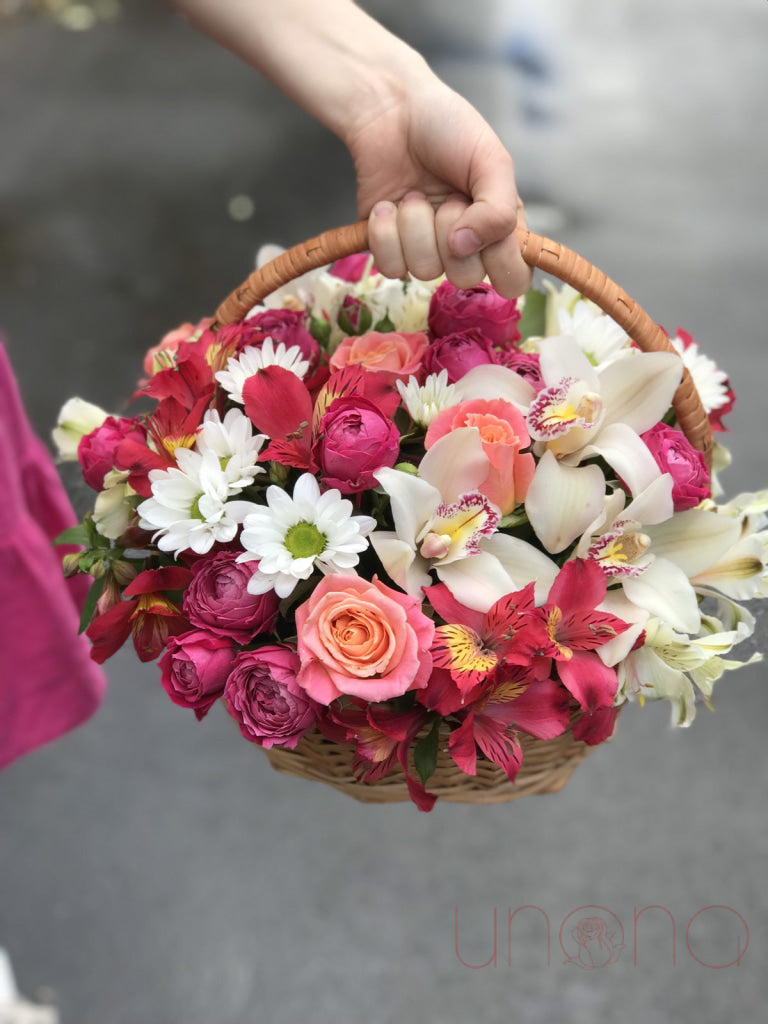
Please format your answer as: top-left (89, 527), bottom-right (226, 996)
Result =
top-left (213, 220), bottom-right (712, 464)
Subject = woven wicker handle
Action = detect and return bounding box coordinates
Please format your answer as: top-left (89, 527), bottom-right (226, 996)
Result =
top-left (213, 220), bottom-right (712, 463)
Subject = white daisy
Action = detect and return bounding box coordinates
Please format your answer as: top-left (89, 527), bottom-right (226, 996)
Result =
top-left (215, 338), bottom-right (310, 404)
top-left (396, 370), bottom-right (458, 428)
top-left (556, 301), bottom-right (630, 368)
top-left (196, 408), bottom-right (267, 494)
top-left (670, 333), bottom-right (731, 414)
top-left (138, 448), bottom-right (256, 556)
top-left (238, 473), bottom-right (376, 598)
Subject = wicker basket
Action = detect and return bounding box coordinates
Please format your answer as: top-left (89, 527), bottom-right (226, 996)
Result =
top-left (213, 222), bottom-right (712, 805)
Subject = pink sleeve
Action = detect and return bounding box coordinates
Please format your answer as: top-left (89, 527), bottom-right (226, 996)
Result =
top-left (0, 342), bottom-right (106, 771)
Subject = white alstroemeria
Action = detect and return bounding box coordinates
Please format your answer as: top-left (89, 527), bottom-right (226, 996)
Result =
top-left (396, 371), bottom-right (458, 428)
top-left (195, 409), bottom-right (267, 494)
top-left (238, 473), bottom-right (375, 598)
top-left (372, 427), bottom-right (559, 611)
top-left (215, 339), bottom-right (309, 404)
top-left (670, 332), bottom-right (732, 416)
top-left (380, 276), bottom-right (436, 333)
top-left (523, 336), bottom-right (683, 552)
top-left (137, 448), bottom-right (254, 557)
top-left (93, 469), bottom-right (135, 540)
top-left (253, 244), bottom-right (337, 311)
top-left (575, 477), bottom-right (742, 633)
top-left (543, 281), bottom-right (590, 337)
top-left (52, 397), bottom-right (109, 460)
top-left (618, 605), bottom-right (760, 727)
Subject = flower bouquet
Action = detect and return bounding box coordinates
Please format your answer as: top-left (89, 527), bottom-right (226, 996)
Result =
top-left (54, 223), bottom-right (767, 810)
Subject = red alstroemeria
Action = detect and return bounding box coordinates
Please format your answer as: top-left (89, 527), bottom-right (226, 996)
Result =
top-left (243, 365), bottom-right (315, 469)
top-left (322, 701), bottom-right (436, 812)
top-left (86, 566), bottom-right (193, 664)
top-left (539, 559), bottom-right (630, 713)
top-left (117, 396), bottom-right (211, 497)
top-left (426, 581), bottom-right (548, 697)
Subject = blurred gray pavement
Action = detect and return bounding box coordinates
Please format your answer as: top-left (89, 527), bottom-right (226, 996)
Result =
top-left (1, 1), bottom-right (767, 1021)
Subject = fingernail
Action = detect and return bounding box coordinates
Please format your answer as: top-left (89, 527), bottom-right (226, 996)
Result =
top-left (451, 227), bottom-right (482, 258)
top-left (371, 201), bottom-right (396, 218)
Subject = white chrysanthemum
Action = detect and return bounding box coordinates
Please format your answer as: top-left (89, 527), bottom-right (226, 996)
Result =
top-left (556, 301), bottom-right (630, 368)
top-left (396, 370), bottom-right (458, 427)
top-left (215, 339), bottom-right (309, 403)
top-left (238, 473), bottom-right (376, 598)
top-left (670, 334), bottom-right (731, 414)
top-left (138, 448), bottom-right (256, 556)
top-left (196, 408), bottom-right (267, 494)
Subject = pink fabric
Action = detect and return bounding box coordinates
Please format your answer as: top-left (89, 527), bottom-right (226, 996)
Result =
top-left (0, 341), bottom-right (106, 770)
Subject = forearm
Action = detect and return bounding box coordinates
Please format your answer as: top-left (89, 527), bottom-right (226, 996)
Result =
top-left (171, 0), bottom-right (434, 145)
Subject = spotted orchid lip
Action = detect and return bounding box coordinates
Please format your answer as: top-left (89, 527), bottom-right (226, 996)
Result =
top-left (527, 376), bottom-right (603, 441)
top-left (417, 491), bottom-right (500, 565)
top-left (587, 519), bottom-right (652, 578)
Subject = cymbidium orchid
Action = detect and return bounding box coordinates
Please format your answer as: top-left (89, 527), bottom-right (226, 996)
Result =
top-left (372, 428), bottom-right (559, 611)
top-left (524, 336), bottom-right (683, 552)
top-left (574, 476), bottom-right (742, 633)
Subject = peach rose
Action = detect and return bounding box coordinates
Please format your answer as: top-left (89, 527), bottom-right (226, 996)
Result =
top-left (329, 330), bottom-right (428, 380)
top-left (142, 318), bottom-right (212, 378)
top-left (294, 575), bottom-right (434, 704)
top-left (425, 398), bottom-right (535, 515)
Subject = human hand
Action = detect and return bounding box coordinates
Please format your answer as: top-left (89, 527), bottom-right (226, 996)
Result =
top-left (347, 76), bottom-right (532, 299)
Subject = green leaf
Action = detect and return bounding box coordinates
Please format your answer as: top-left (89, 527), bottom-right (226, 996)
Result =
top-left (499, 508), bottom-right (529, 529)
top-left (373, 313), bottom-right (396, 333)
top-left (78, 575), bottom-right (107, 634)
top-left (413, 718), bottom-right (441, 786)
top-left (53, 524), bottom-right (91, 547)
top-left (517, 287), bottom-right (546, 340)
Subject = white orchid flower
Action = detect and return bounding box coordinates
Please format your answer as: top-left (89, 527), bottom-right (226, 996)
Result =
top-left (523, 336), bottom-right (683, 552)
top-left (574, 477), bottom-right (742, 633)
top-left (372, 427), bottom-right (559, 612)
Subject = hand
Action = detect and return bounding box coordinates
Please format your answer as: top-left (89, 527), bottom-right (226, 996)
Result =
top-left (347, 77), bottom-right (532, 299)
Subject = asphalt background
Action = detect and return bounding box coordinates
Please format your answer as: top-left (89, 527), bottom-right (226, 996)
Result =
top-left (1, 1), bottom-right (767, 1021)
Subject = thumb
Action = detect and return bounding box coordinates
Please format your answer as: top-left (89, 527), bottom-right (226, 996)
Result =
top-left (447, 156), bottom-right (520, 259)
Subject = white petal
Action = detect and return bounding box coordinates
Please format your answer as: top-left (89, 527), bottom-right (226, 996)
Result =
top-left (598, 351), bottom-right (682, 434)
top-left (419, 427), bottom-right (490, 502)
top-left (646, 509), bottom-right (742, 577)
top-left (369, 532), bottom-right (430, 596)
top-left (631, 646), bottom-right (697, 726)
top-left (596, 589), bottom-right (649, 665)
top-left (621, 474), bottom-right (675, 526)
top-left (525, 451), bottom-right (606, 553)
top-left (481, 533), bottom-right (560, 604)
top-left (623, 557), bottom-right (701, 633)
top-left (437, 551), bottom-right (523, 612)
top-left (452, 364), bottom-right (535, 409)
top-left (582, 422), bottom-right (665, 498)
top-left (374, 467), bottom-right (438, 542)
top-left (538, 335), bottom-right (599, 390)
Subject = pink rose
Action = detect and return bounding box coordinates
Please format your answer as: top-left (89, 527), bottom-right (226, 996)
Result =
top-left (216, 308), bottom-right (320, 368)
top-left (295, 575), bottom-right (435, 705)
top-left (329, 330), bottom-right (428, 379)
top-left (159, 630), bottom-right (236, 719)
top-left (426, 399), bottom-right (535, 514)
top-left (330, 253), bottom-right (377, 281)
top-left (313, 396), bottom-right (400, 493)
top-left (428, 281), bottom-right (521, 345)
top-left (422, 329), bottom-right (500, 383)
top-left (641, 423), bottom-right (710, 510)
top-left (142, 318), bottom-right (211, 378)
top-left (183, 552), bottom-right (280, 642)
top-left (78, 416), bottom-right (147, 490)
top-left (496, 349), bottom-right (546, 392)
top-left (224, 646), bottom-right (319, 749)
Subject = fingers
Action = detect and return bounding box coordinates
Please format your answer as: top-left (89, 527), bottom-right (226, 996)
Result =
top-left (367, 191), bottom-right (532, 299)
top-left (481, 199), bottom-right (533, 300)
top-left (368, 192), bottom-right (485, 289)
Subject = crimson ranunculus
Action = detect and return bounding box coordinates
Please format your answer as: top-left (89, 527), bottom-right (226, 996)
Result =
top-left (422, 328), bottom-right (499, 383)
top-left (641, 423), bottom-right (710, 510)
top-left (313, 396), bottom-right (400, 493)
top-left (428, 281), bottom-right (521, 344)
top-left (78, 416), bottom-right (147, 490)
top-left (183, 553), bottom-right (279, 642)
top-left (224, 646), bottom-right (319, 749)
top-left (159, 631), bottom-right (236, 719)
